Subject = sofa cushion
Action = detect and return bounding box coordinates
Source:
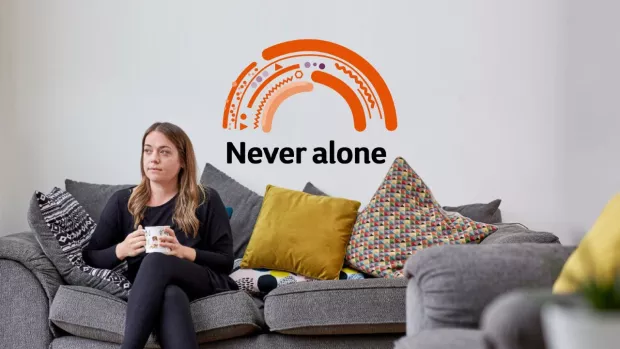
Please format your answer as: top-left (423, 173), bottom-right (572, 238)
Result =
top-left (553, 193), bottom-right (620, 294)
top-left (443, 199), bottom-right (503, 224)
top-left (241, 184), bottom-right (361, 280)
top-left (264, 278), bottom-right (407, 335)
top-left (346, 156), bottom-right (498, 278)
top-left (480, 223), bottom-right (560, 244)
top-left (200, 163), bottom-right (264, 259)
top-left (304, 181), bottom-right (502, 225)
top-left (65, 178), bottom-right (237, 224)
top-left (65, 179), bottom-right (134, 224)
top-left (27, 188), bottom-right (132, 300)
top-left (50, 285), bottom-right (265, 347)
top-left (302, 181), bottom-right (328, 196)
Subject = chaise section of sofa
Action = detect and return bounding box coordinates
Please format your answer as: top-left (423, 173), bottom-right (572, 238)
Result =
top-left (396, 242), bottom-right (575, 349)
top-left (0, 231), bottom-right (66, 349)
top-left (404, 242), bottom-right (574, 335)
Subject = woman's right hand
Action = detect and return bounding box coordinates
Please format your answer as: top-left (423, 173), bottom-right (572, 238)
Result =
top-left (115, 225), bottom-right (146, 260)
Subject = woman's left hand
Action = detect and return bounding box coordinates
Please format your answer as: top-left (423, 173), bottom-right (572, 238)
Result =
top-left (159, 226), bottom-right (188, 259)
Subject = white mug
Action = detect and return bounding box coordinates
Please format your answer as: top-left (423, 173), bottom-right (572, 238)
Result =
top-left (144, 226), bottom-right (171, 254)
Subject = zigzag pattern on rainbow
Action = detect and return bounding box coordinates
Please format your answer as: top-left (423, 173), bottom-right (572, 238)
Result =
top-left (254, 76), bottom-right (295, 128)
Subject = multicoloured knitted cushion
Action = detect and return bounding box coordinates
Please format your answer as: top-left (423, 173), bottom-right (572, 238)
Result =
top-left (345, 156), bottom-right (499, 278)
top-left (230, 258), bottom-right (367, 296)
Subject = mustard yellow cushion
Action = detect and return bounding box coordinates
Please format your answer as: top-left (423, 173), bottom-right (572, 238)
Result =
top-left (553, 193), bottom-right (620, 294)
top-left (240, 184), bottom-right (361, 280)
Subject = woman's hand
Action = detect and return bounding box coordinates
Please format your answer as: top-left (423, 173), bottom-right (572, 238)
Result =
top-left (159, 226), bottom-right (195, 261)
top-left (116, 225), bottom-right (146, 260)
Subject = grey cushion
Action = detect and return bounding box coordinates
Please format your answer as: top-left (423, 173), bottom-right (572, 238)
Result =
top-left (65, 179), bottom-right (133, 224)
top-left (481, 289), bottom-right (583, 349)
top-left (200, 163), bottom-right (264, 259)
top-left (264, 278), bottom-right (407, 335)
top-left (304, 182), bottom-right (501, 225)
top-left (0, 260), bottom-right (54, 349)
top-left (50, 333), bottom-right (402, 349)
top-left (404, 243), bottom-right (575, 335)
top-left (27, 190), bottom-right (132, 300)
top-left (394, 329), bottom-right (486, 349)
top-left (443, 199), bottom-right (502, 224)
top-left (302, 182), bottom-right (328, 196)
top-left (0, 232), bottom-right (66, 337)
top-left (50, 285), bottom-right (265, 347)
top-left (480, 223), bottom-right (560, 244)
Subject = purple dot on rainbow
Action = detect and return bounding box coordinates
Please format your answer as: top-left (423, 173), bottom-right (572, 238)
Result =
top-left (304, 62), bottom-right (311, 68)
top-left (256, 76), bottom-right (263, 82)
top-left (251, 82), bottom-right (257, 88)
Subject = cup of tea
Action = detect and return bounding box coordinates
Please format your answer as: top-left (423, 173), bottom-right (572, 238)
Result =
top-left (144, 226), bottom-right (171, 254)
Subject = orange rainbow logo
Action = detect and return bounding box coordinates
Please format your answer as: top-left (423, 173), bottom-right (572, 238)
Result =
top-left (223, 39), bottom-right (398, 133)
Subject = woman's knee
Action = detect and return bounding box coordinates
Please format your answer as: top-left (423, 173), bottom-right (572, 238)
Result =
top-left (163, 285), bottom-right (189, 305)
top-left (141, 252), bottom-right (171, 270)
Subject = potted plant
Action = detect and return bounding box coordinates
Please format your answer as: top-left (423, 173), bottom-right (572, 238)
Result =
top-left (541, 259), bottom-right (620, 349)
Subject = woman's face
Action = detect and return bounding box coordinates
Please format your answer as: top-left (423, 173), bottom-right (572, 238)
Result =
top-left (143, 131), bottom-right (182, 185)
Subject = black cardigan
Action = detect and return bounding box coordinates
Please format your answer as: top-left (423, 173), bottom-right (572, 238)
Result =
top-left (83, 185), bottom-right (238, 292)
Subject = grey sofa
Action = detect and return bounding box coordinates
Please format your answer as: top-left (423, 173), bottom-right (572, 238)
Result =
top-left (0, 229), bottom-right (408, 348)
top-left (0, 232), bottom-right (563, 349)
top-left (394, 242), bottom-right (578, 349)
top-left (0, 175), bottom-right (563, 349)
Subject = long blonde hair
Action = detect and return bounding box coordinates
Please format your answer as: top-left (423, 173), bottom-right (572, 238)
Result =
top-left (128, 122), bottom-right (206, 238)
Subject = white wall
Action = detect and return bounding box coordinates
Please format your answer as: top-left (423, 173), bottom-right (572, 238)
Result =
top-left (0, 0), bottom-right (577, 241)
top-left (562, 0), bottom-right (620, 242)
top-left (0, 0), bottom-right (20, 234)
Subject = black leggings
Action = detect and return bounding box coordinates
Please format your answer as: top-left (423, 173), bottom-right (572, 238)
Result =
top-left (120, 252), bottom-right (215, 349)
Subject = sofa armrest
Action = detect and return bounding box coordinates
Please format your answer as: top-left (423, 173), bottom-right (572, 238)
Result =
top-left (1, 259), bottom-right (53, 349)
top-left (404, 243), bottom-right (575, 336)
top-left (0, 231), bottom-right (66, 337)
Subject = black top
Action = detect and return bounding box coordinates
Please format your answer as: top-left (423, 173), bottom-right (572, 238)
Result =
top-left (83, 186), bottom-right (238, 292)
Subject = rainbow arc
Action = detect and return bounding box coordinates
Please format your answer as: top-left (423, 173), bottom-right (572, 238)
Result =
top-left (223, 39), bottom-right (398, 133)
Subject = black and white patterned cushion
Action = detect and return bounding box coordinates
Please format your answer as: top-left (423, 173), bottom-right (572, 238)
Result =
top-left (30, 187), bottom-right (132, 299)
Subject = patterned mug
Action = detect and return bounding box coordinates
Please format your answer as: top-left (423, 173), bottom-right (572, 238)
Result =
top-left (144, 226), bottom-right (171, 254)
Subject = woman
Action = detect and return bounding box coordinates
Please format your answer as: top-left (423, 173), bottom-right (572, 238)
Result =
top-left (83, 122), bottom-right (238, 349)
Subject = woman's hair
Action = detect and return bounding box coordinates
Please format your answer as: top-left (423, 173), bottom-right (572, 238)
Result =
top-left (128, 122), bottom-right (206, 238)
